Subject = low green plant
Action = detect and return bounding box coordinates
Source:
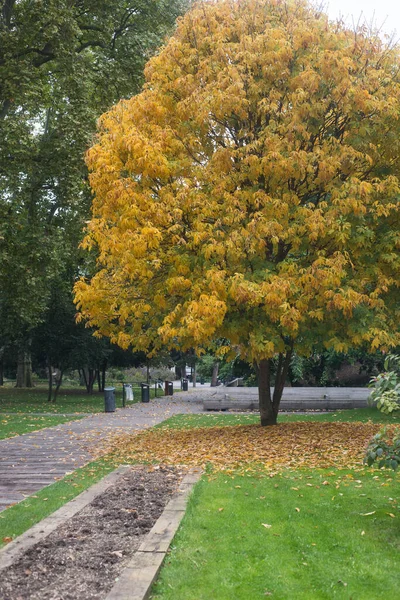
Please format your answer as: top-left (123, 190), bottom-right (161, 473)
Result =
top-left (364, 427), bottom-right (400, 470)
top-left (368, 354), bottom-right (400, 414)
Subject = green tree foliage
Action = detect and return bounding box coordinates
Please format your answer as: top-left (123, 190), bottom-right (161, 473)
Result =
top-left (0, 0), bottom-right (189, 384)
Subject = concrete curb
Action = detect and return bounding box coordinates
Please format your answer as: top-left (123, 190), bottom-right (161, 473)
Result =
top-left (105, 470), bottom-right (202, 600)
top-left (0, 466), bottom-right (202, 600)
top-left (0, 465), bottom-right (130, 572)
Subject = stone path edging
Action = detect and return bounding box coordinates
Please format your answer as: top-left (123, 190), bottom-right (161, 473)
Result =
top-left (0, 465), bottom-right (131, 572)
top-left (0, 466), bottom-right (202, 600)
top-left (105, 470), bottom-right (202, 600)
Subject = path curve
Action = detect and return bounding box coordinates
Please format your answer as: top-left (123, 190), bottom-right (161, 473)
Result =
top-left (0, 396), bottom-right (202, 512)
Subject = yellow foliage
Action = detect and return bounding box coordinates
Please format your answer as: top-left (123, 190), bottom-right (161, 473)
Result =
top-left (74, 0), bottom-right (400, 362)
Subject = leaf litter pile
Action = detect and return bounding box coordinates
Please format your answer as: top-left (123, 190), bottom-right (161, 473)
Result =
top-left (0, 466), bottom-right (182, 600)
top-left (102, 422), bottom-right (384, 473)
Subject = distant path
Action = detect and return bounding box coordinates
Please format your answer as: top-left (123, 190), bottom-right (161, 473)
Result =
top-left (0, 397), bottom-right (202, 512)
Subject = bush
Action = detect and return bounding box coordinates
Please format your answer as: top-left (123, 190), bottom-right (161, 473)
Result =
top-left (364, 428), bottom-right (400, 470)
top-left (368, 354), bottom-right (400, 414)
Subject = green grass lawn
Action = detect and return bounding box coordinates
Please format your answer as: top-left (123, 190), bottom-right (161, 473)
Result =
top-left (0, 414), bottom-right (85, 440)
top-left (149, 410), bottom-right (400, 599)
top-left (0, 384), bottom-right (163, 414)
top-left (158, 407), bottom-right (400, 430)
top-left (150, 469), bottom-right (400, 599)
top-left (1, 407), bottom-right (399, 599)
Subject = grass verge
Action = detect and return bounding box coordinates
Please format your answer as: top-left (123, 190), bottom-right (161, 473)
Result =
top-left (0, 457), bottom-right (116, 548)
top-left (0, 414), bottom-right (85, 440)
top-left (151, 469), bottom-right (400, 600)
top-left (0, 386), bottom-right (146, 414)
top-left (158, 407), bottom-right (400, 430)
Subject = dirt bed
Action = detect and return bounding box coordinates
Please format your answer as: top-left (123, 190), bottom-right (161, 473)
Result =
top-left (0, 465), bottom-right (182, 600)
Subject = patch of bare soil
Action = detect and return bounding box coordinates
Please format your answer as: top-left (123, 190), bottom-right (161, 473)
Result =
top-left (0, 465), bottom-right (182, 600)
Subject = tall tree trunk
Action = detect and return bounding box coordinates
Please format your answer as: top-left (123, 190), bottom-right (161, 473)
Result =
top-left (192, 362), bottom-right (197, 387)
top-left (16, 347), bottom-right (33, 387)
top-left (258, 346), bottom-right (293, 426)
top-left (211, 361), bottom-right (219, 386)
top-left (258, 359), bottom-right (275, 425)
top-left (81, 367), bottom-right (96, 394)
top-left (78, 369), bottom-right (85, 387)
top-left (47, 360), bottom-right (53, 402)
top-left (101, 360), bottom-right (107, 392)
top-left (87, 368), bottom-right (96, 394)
top-left (0, 347), bottom-right (4, 386)
top-left (52, 369), bottom-right (64, 402)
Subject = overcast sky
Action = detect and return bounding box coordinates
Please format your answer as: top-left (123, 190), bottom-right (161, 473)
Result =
top-left (325, 0), bottom-right (399, 37)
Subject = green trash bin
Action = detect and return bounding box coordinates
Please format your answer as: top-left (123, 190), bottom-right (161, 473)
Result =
top-left (104, 387), bottom-right (116, 412)
top-left (182, 379), bottom-right (188, 391)
top-left (141, 383), bottom-right (150, 403)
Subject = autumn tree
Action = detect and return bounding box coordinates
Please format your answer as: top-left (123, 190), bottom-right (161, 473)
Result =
top-left (75, 0), bottom-right (400, 425)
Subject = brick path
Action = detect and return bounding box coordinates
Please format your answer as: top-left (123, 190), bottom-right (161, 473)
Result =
top-left (0, 396), bottom-right (203, 512)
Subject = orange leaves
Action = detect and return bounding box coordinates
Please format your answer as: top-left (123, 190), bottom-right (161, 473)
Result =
top-left (104, 422), bottom-right (381, 473)
top-left (74, 0), bottom-right (400, 360)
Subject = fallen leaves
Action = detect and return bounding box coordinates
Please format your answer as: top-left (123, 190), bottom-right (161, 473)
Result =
top-left (102, 421), bottom-right (381, 473)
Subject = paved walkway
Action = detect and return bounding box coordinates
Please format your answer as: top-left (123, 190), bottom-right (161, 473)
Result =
top-left (0, 395), bottom-right (204, 512)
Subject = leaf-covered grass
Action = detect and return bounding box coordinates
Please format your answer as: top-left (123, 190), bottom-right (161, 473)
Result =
top-left (151, 469), bottom-right (400, 600)
top-left (0, 458), bottom-right (116, 548)
top-left (106, 420), bottom-right (389, 473)
top-left (0, 414), bottom-right (85, 440)
top-left (158, 407), bottom-right (400, 430)
top-left (0, 386), bottom-right (148, 414)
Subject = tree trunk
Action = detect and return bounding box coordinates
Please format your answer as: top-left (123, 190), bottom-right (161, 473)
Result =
top-left (0, 347), bottom-right (4, 386)
top-left (211, 361), bottom-right (219, 386)
top-left (192, 362), bottom-right (197, 387)
top-left (100, 360), bottom-right (107, 392)
top-left (53, 369), bottom-right (64, 402)
top-left (258, 359), bottom-right (276, 425)
top-left (47, 361), bottom-right (53, 402)
top-left (258, 347), bottom-right (293, 426)
top-left (81, 367), bottom-right (96, 394)
top-left (16, 348), bottom-right (33, 387)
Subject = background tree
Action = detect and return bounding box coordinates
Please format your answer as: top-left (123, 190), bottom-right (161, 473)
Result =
top-left (75, 0), bottom-right (400, 425)
top-left (0, 0), bottom-right (190, 386)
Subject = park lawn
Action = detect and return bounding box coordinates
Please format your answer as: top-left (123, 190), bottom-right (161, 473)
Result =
top-left (0, 414), bottom-right (85, 440)
top-left (150, 468), bottom-right (400, 600)
top-left (0, 457), bottom-right (116, 548)
top-left (157, 407), bottom-right (400, 430)
top-left (0, 386), bottom-right (144, 414)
